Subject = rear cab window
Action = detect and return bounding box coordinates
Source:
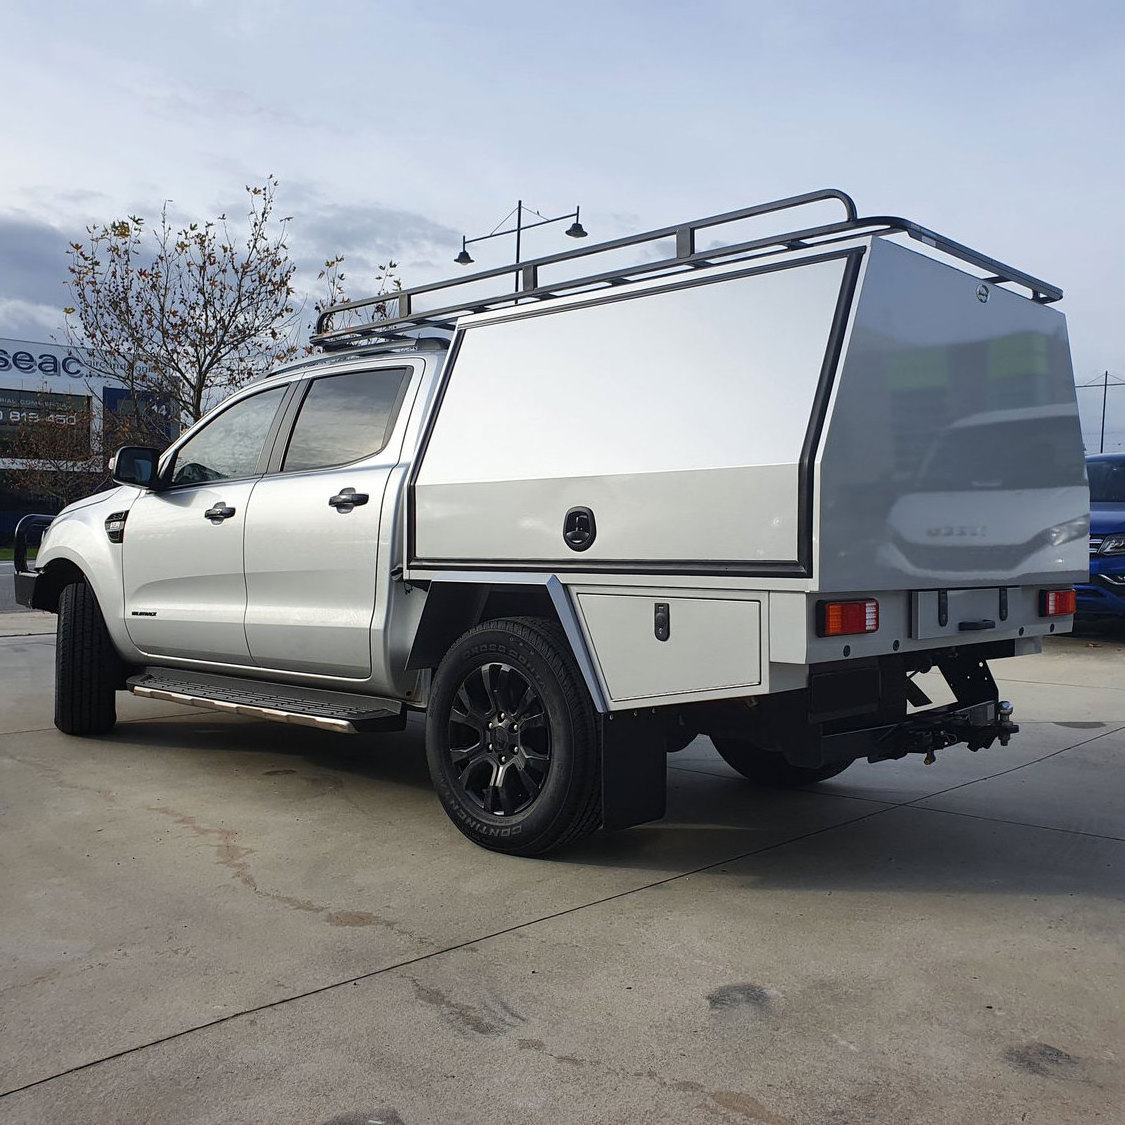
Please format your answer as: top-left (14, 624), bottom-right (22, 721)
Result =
top-left (282, 367), bottom-right (411, 473)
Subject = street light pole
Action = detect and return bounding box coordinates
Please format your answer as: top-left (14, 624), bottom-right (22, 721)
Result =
top-left (455, 202), bottom-right (588, 295)
top-left (1077, 370), bottom-right (1124, 453)
top-left (1101, 369), bottom-right (1108, 454)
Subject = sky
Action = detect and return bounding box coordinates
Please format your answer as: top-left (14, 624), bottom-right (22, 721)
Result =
top-left (1, 0), bottom-right (1123, 445)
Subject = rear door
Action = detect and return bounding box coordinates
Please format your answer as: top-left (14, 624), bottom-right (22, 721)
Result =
top-left (242, 364), bottom-right (414, 678)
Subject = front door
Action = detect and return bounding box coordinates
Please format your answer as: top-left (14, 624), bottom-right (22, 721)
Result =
top-left (122, 385), bottom-right (289, 663)
top-left (243, 365), bottom-right (414, 678)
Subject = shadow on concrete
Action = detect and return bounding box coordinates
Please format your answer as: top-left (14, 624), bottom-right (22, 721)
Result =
top-left (556, 783), bottom-right (1125, 897)
top-left (98, 710), bottom-right (1125, 893)
top-left (106, 713), bottom-right (434, 790)
top-left (102, 713), bottom-right (874, 856)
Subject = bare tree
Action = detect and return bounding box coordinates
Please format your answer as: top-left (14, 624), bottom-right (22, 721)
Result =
top-left (4, 181), bottom-right (407, 517)
top-left (64, 177), bottom-right (299, 446)
top-left (311, 256), bottom-right (404, 345)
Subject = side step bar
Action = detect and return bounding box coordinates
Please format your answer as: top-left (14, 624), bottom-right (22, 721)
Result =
top-left (127, 669), bottom-right (405, 734)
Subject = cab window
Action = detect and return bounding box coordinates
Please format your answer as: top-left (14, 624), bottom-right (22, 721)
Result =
top-left (168, 386), bottom-right (287, 486)
top-left (282, 367), bottom-right (410, 473)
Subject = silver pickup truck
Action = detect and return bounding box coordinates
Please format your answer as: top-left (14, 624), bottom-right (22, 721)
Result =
top-left (14, 189), bottom-right (1088, 855)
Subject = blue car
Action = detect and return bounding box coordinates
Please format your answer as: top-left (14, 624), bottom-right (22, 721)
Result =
top-left (1079, 453), bottom-right (1125, 619)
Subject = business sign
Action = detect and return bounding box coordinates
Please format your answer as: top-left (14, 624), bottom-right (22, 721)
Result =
top-left (102, 386), bottom-right (180, 444)
top-left (0, 388), bottom-right (92, 457)
top-left (0, 337), bottom-right (182, 474)
top-left (0, 337), bottom-right (114, 388)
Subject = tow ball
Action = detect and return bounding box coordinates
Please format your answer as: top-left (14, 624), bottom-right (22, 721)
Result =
top-left (923, 700), bottom-right (1019, 764)
top-left (996, 700), bottom-right (1018, 745)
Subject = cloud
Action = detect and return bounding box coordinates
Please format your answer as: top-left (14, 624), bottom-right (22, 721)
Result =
top-left (294, 201), bottom-right (459, 258)
top-left (0, 214), bottom-right (77, 309)
top-left (0, 214), bottom-right (83, 340)
top-left (0, 196), bottom-right (462, 343)
top-left (0, 298), bottom-right (63, 343)
top-left (284, 192), bottom-right (462, 295)
top-left (145, 80), bottom-right (315, 134)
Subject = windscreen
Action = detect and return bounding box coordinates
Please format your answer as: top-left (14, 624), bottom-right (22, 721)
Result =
top-left (914, 416), bottom-right (1086, 492)
top-left (1087, 459), bottom-right (1125, 503)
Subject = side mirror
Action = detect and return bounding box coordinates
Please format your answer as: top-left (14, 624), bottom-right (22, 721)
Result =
top-left (111, 446), bottom-right (161, 489)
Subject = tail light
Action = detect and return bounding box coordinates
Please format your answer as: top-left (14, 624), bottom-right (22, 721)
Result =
top-left (1039, 588), bottom-right (1076, 617)
top-left (817, 598), bottom-right (879, 637)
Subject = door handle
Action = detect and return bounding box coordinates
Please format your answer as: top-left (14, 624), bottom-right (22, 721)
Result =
top-left (563, 506), bottom-right (596, 551)
top-left (204, 505), bottom-right (236, 523)
top-left (329, 488), bottom-right (369, 512)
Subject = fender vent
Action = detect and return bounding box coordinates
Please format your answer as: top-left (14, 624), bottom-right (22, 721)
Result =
top-left (104, 511), bottom-right (129, 543)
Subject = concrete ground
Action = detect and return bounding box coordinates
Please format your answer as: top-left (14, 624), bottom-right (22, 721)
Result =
top-left (0, 618), bottom-right (1122, 1125)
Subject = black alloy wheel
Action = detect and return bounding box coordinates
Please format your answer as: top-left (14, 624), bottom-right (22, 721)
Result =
top-left (426, 617), bottom-right (601, 855)
top-left (448, 660), bottom-right (552, 817)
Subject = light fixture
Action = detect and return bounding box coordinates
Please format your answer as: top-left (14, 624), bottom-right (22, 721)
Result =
top-left (455, 201), bottom-right (589, 281)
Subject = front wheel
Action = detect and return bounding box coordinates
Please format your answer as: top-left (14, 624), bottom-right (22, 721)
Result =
top-left (426, 617), bottom-right (600, 856)
top-left (55, 581), bottom-right (120, 736)
top-left (710, 736), bottom-right (851, 787)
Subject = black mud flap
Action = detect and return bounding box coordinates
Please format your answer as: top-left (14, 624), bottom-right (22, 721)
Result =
top-left (600, 710), bottom-right (667, 831)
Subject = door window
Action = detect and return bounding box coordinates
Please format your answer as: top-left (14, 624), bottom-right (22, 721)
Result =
top-left (168, 386), bottom-right (287, 486)
top-left (282, 367), bottom-right (410, 472)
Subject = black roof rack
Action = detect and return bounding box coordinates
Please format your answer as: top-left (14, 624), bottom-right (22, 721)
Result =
top-left (311, 188), bottom-right (1062, 351)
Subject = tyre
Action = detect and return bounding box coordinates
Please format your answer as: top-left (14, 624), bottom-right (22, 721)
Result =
top-left (710, 736), bottom-right (851, 787)
top-left (426, 616), bottom-right (600, 856)
top-left (55, 581), bottom-right (120, 736)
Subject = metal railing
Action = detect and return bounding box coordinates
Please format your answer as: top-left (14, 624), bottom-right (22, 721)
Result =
top-left (311, 188), bottom-right (1061, 351)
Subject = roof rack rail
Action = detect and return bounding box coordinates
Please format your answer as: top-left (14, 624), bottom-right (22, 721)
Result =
top-left (311, 188), bottom-right (1062, 351)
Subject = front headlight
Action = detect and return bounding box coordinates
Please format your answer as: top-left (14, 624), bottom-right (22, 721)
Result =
top-left (1047, 516), bottom-right (1089, 546)
top-left (1099, 534), bottom-right (1125, 555)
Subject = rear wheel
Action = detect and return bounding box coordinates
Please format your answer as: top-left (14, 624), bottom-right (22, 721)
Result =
top-left (710, 736), bottom-right (851, 787)
top-left (426, 616), bottom-right (600, 855)
top-left (55, 581), bottom-right (120, 736)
